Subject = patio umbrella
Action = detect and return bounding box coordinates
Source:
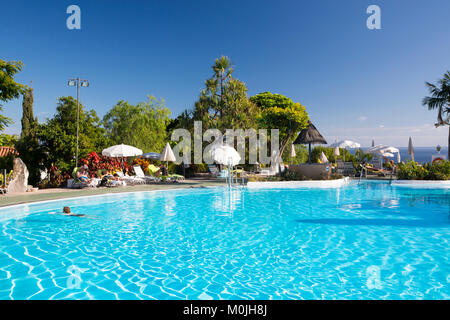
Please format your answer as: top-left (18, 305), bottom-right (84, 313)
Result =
top-left (330, 140), bottom-right (361, 149)
top-left (329, 140), bottom-right (361, 162)
top-left (102, 144), bottom-right (143, 157)
top-left (319, 151), bottom-right (329, 163)
top-left (366, 145), bottom-right (401, 165)
top-left (366, 145), bottom-right (400, 156)
top-left (408, 137), bottom-right (414, 161)
top-left (160, 143), bottom-right (176, 168)
top-left (142, 152), bottom-right (161, 160)
top-left (293, 121), bottom-right (328, 163)
top-left (211, 145), bottom-right (241, 166)
top-left (290, 143), bottom-right (296, 158)
top-left (334, 147), bottom-right (340, 159)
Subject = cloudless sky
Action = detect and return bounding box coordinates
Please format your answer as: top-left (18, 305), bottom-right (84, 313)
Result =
top-left (1, 0), bottom-right (449, 146)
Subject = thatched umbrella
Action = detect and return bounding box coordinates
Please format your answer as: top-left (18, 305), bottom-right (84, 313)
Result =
top-left (293, 121), bottom-right (328, 163)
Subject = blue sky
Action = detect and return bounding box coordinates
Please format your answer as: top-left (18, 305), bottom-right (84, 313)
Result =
top-left (1, 0), bottom-right (449, 146)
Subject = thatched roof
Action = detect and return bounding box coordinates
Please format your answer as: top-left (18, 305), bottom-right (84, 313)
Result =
top-left (293, 121), bottom-right (327, 145)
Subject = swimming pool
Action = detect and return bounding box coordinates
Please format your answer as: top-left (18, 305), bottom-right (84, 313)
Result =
top-left (0, 181), bottom-right (448, 300)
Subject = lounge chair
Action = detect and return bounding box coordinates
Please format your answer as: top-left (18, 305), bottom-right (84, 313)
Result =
top-left (69, 167), bottom-right (96, 189)
top-left (168, 173), bottom-right (185, 182)
top-left (116, 170), bottom-right (145, 185)
top-left (133, 165), bottom-right (161, 183)
top-left (336, 161), bottom-right (355, 176)
top-left (260, 169), bottom-right (277, 176)
top-left (363, 164), bottom-right (393, 177)
top-left (208, 164), bottom-right (219, 177)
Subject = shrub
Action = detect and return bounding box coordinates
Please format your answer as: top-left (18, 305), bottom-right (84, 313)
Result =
top-left (133, 157), bottom-right (151, 172)
top-left (397, 160), bottom-right (450, 180)
top-left (189, 163), bottom-right (209, 173)
top-left (0, 170), bottom-right (13, 187)
top-left (80, 152), bottom-right (123, 177)
top-left (282, 170), bottom-right (307, 181)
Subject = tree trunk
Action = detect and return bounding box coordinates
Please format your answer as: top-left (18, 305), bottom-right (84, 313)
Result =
top-left (448, 125), bottom-right (450, 160)
top-left (219, 72), bottom-right (224, 118)
top-left (277, 132), bottom-right (294, 167)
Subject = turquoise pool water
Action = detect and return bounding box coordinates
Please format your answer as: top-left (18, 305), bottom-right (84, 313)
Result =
top-left (0, 182), bottom-right (449, 300)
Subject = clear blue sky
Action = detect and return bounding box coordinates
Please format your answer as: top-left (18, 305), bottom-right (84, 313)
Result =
top-left (1, 0), bottom-right (449, 146)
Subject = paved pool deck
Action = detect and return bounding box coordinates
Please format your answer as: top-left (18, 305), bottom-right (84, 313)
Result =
top-left (0, 179), bottom-right (226, 208)
top-left (0, 176), bottom-right (403, 208)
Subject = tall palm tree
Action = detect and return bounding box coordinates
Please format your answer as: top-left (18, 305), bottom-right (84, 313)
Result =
top-left (422, 71), bottom-right (450, 159)
top-left (212, 56), bottom-right (233, 118)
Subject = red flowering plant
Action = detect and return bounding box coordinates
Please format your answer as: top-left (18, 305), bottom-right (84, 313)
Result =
top-left (80, 152), bottom-right (124, 177)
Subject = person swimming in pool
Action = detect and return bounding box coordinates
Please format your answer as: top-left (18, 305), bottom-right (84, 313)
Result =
top-left (62, 206), bottom-right (86, 217)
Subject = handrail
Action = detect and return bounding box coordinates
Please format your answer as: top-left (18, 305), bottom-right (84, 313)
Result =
top-left (389, 165), bottom-right (396, 185)
top-left (358, 165), bottom-right (366, 183)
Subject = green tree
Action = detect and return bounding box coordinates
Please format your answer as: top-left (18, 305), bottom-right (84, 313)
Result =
top-left (422, 71), bottom-right (450, 159)
top-left (0, 59), bottom-right (26, 131)
top-left (15, 86), bottom-right (44, 185)
top-left (39, 96), bottom-right (109, 172)
top-left (250, 92), bottom-right (309, 160)
top-left (0, 133), bottom-right (19, 147)
top-left (103, 96), bottom-right (171, 153)
top-left (192, 56), bottom-right (258, 130)
top-left (21, 87), bottom-right (38, 139)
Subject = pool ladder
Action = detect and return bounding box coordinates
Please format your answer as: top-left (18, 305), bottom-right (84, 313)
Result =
top-left (226, 166), bottom-right (246, 188)
top-left (358, 165), bottom-right (395, 185)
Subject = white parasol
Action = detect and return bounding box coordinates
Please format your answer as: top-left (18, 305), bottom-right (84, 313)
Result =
top-left (211, 145), bottom-right (241, 166)
top-left (102, 144), bottom-right (143, 157)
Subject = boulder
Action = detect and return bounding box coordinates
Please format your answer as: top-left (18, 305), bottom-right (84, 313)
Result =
top-left (6, 158), bottom-right (29, 193)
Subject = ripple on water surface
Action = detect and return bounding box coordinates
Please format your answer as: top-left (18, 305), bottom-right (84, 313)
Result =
top-left (0, 183), bottom-right (449, 299)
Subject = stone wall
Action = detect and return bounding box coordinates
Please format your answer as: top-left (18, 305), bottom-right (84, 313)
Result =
top-left (289, 164), bottom-right (332, 180)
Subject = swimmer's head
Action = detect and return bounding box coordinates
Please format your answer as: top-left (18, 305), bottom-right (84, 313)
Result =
top-left (63, 206), bottom-right (71, 214)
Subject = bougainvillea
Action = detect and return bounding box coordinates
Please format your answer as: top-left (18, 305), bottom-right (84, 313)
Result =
top-left (80, 152), bottom-right (126, 177)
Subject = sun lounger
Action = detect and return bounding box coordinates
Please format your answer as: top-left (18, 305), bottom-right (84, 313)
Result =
top-left (363, 164), bottom-right (393, 177)
top-left (260, 169), bottom-right (277, 176)
top-left (69, 167), bottom-right (96, 189)
top-left (336, 161), bottom-right (355, 176)
top-left (168, 174), bottom-right (185, 182)
top-left (133, 166), bottom-right (161, 183)
top-left (208, 165), bottom-right (219, 177)
top-left (116, 170), bottom-right (146, 185)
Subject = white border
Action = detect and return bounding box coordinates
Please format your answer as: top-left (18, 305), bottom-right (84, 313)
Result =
top-left (0, 187), bottom-right (201, 211)
top-left (247, 177), bottom-right (350, 188)
top-left (391, 180), bottom-right (450, 188)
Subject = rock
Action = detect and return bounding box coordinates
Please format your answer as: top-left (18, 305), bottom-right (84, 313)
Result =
top-left (6, 158), bottom-right (29, 194)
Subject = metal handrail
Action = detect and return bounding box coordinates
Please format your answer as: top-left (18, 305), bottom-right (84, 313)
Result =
top-left (358, 165), bottom-right (367, 183)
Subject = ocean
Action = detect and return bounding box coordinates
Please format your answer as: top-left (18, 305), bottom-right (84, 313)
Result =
top-left (359, 147), bottom-right (448, 164)
top-left (397, 147), bottom-right (448, 164)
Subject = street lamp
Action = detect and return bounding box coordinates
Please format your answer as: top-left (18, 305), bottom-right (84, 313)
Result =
top-left (68, 77), bottom-right (89, 168)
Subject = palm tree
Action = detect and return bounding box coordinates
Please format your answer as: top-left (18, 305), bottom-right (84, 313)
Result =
top-left (422, 71), bottom-right (450, 159)
top-left (212, 56), bottom-right (233, 118)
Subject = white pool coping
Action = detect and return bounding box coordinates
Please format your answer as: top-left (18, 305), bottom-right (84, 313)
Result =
top-left (247, 177), bottom-right (351, 188)
top-left (391, 180), bottom-right (450, 188)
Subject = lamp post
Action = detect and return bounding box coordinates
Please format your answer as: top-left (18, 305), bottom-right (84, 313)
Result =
top-left (68, 78), bottom-right (89, 168)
